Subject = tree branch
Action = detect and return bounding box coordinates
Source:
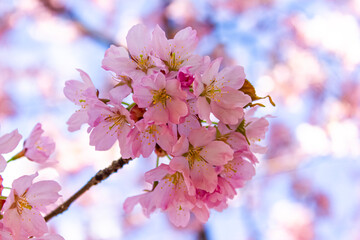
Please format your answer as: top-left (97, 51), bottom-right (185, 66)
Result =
top-left (197, 224), bottom-right (209, 240)
top-left (45, 157), bottom-right (132, 222)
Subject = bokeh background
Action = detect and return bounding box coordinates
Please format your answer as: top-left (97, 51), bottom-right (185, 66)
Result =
top-left (1, 0), bottom-right (360, 239)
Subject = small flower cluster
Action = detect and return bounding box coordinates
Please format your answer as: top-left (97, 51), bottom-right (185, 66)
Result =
top-left (0, 124), bottom-right (63, 239)
top-left (65, 24), bottom-right (272, 227)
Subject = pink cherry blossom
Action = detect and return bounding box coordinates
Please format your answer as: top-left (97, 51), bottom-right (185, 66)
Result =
top-left (2, 173), bottom-right (61, 239)
top-left (124, 163), bottom-right (204, 227)
top-left (63, 69), bottom-right (99, 132)
top-left (152, 25), bottom-right (201, 73)
top-left (219, 151), bottom-right (256, 188)
top-left (194, 58), bottom-right (251, 124)
top-left (0, 128), bottom-right (22, 172)
top-left (133, 72), bottom-right (188, 124)
top-left (197, 177), bottom-right (236, 211)
top-left (126, 119), bottom-right (176, 158)
top-left (170, 127), bottom-right (234, 192)
top-left (24, 123), bottom-right (55, 163)
top-left (102, 24), bottom-right (160, 81)
top-left (87, 100), bottom-right (134, 157)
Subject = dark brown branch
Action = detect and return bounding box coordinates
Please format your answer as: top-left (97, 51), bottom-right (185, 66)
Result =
top-left (197, 224), bottom-right (209, 240)
top-left (45, 157), bottom-right (132, 222)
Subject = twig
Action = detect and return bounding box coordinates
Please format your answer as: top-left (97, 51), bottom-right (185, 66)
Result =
top-left (197, 224), bottom-right (209, 240)
top-left (45, 157), bottom-right (132, 222)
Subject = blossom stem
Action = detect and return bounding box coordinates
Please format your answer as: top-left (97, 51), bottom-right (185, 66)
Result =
top-left (7, 149), bottom-right (25, 163)
top-left (44, 157), bottom-right (133, 222)
top-left (156, 156), bottom-right (159, 167)
top-left (126, 102), bottom-right (136, 110)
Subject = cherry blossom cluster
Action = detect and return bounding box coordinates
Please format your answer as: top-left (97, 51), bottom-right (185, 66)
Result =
top-left (0, 124), bottom-right (63, 240)
top-left (65, 24), bottom-right (272, 227)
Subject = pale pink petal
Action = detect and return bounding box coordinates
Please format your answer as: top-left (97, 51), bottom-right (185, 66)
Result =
top-left (196, 97), bottom-right (211, 123)
top-left (77, 69), bottom-right (95, 87)
top-left (126, 24), bottom-right (151, 57)
top-left (24, 123), bottom-right (43, 147)
top-left (144, 104), bottom-right (169, 124)
top-left (171, 136), bottom-right (189, 156)
top-left (167, 202), bottom-right (191, 227)
top-left (202, 58), bottom-right (222, 85)
top-left (246, 117), bottom-right (269, 140)
top-left (211, 102), bottom-right (244, 125)
top-left (63, 80), bottom-right (87, 104)
top-left (188, 127), bottom-right (215, 148)
top-left (102, 56), bottom-right (136, 76)
top-left (173, 27), bottom-right (198, 55)
top-left (165, 79), bottom-right (186, 99)
top-left (89, 122), bottom-right (118, 151)
top-left (216, 65), bottom-right (246, 89)
top-left (193, 74), bottom-right (204, 97)
top-left (152, 25), bottom-right (171, 60)
top-left (215, 87), bottom-right (251, 109)
top-left (66, 110), bottom-right (89, 132)
top-left (109, 85), bottom-right (132, 106)
top-left (123, 194), bottom-right (146, 213)
top-left (250, 144), bottom-right (267, 154)
top-left (192, 202), bottom-right (210, 223)
top-left (144, 164), bottom-right (172, 183)
top-left (178, 114), bottom-right (201, 137)
top-left (27, 181), bottom-right (61, 209)
top-left (19, 208), bottom-right (48, 237)
top-left (201, 141), bottom-right (234, 166)
top-left (167, 98), bottom-right (188, 124)
top-left (0, 129), bottom-right (22, 154)
top-left (190, 161), bottom-right (218, 192)
top-left (153, 73), bottom-right (167, 90)
top-left (0, 155), bottom-right (7, 172)
top-left (11, 173), bottom-right (38, 197)
top-left (132, 84), bottom-right (153, 108)
top-left (156, 126), bottom-right (177, 153)
top-left (169, 156), bottom-right (189, 176)
top-left (102, 46), bottom-right (133, 75)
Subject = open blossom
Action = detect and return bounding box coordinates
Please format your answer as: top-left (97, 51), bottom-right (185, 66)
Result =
top-left (126, 119), bottom-right (176, 158)
top-left (102, 24), bottom-right (160, 81)
top-left (24, 123), bottom-right (55, 163)
top-left (63, 69), bottom-right (99, 132)
top-left (124, 163), bottom-right (209, 227)
top-left (0, 128), bottom-right (22, 172)
top-left (170, 127), bottom-right (234, 192)
top-left (194, 58), bottom-right (251, 124)
top-left (152, 25), bottom-right (201, 73)
top-left (87, 100), bottom-right (134, 156)
top-left (2, 173), bottom-right (61, 239)
top-left (133, 72), bottom-right (188, 124)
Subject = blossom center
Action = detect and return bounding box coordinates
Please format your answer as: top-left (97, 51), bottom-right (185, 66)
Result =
top-left (133, 54), bottom-right (152, 73)
top-left (163, 172), bottom-right (183, 185)
top-left (166, 53), bottom-right (184, 72)
top-left (105, 112), bottom-right (127, 130)
top-left (13, 193), bottom-right (32, 215)
top-left (184, 146), bottom-right (204, 169)
top-left (201, 81), bottom-right (222, 101)
top-left (151, 88), bottom-right (171, 106)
